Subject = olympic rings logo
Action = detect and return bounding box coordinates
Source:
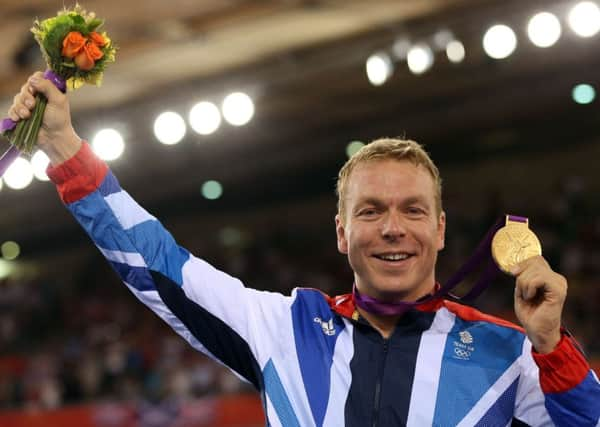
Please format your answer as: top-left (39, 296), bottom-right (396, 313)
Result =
top-left (454, 348), bottom-right (471, 359)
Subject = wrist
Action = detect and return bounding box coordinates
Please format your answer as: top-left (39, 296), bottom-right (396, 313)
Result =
top-left (43, 128), bottom-right (82, 166)
top-left (531, 330), bottom-right (562, 354)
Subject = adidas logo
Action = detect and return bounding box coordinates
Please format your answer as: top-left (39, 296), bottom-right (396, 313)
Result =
top-left (314, 317), bottom-right (336, 336)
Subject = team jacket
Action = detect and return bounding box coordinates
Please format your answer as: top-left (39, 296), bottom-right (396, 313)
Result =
top-left (47, 143), bottom-right (600, 426)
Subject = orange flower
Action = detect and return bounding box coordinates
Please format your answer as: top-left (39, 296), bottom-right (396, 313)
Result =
top-left (74, 39), bottom-right (104, 71)
top-left (61, 31), bottom-right (86, 58)
top-left (89, 31), bottom-right (107, 47)
top-left (74, 42), bottom-right (103, 71)
top-left (85, 42), bottom-right (104, 61)
top-left (74, 51), bottom-right (94, 70)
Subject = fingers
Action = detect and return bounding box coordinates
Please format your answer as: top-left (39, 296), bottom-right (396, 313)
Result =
top-left (28, 72), bottom-right (65, 104)
top-left (7, 71), bottom-right (68, 124)
top-left (8, 87), bottom-right (32, 121)
top-left (7, 72), bottom-right (43, 121)
top-left (510, 255), bottom-right (548, 276)
top-left (7, 106), bottom-right (21, 122)
top-left (513, 256), bottom-right (567, 303)
top-left (515, 273), bottom-right (545, 301)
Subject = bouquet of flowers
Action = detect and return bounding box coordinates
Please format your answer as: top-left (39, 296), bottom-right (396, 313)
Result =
top-left (0, 4), bottom-right (116, 176)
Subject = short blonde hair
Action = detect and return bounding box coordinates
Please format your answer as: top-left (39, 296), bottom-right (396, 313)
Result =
top-left (336, 138), bottom-right (442, 222)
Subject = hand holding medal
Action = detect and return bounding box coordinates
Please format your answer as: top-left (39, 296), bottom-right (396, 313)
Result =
top-left (492, 215), bottom-right (566, 354)
top-left (0, 5), bottom-right (116, 175)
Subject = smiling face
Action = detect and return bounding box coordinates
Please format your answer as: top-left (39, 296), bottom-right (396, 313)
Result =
top-left (336, 159), bottom-right (446, 302)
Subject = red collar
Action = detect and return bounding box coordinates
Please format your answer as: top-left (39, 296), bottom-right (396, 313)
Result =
top-left (327, 288), bottom-right (445, 321)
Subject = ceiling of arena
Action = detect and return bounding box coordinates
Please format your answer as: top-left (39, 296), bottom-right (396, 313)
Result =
top-left (0, 0), bottom-right (599, 268)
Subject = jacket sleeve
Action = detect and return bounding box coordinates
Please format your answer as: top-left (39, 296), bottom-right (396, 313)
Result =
top-left (47, 142), bottom-right (296, 391)
top-left (514, 334), bottom-right (600, 426)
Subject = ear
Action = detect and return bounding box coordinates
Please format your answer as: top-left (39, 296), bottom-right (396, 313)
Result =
top-left (437, 211), bottom-right (446, 251)
top-left (335, 214), bottom-right (349, 254)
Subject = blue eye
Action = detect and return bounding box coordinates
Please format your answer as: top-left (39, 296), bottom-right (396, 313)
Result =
top-left (359, 208), bottom-right (378, 216)
top-left (407, 207), bottom-right (425, 215)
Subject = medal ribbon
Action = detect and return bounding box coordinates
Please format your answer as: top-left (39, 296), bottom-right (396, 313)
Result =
top-left (353, 215), bottom-right (528, 316)
top-left (0, 70), bottom-right (66, 177)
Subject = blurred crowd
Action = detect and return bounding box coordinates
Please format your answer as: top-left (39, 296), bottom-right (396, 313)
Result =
top-left (0, 174), bottom-right (598, 412)
top-left (0, 272), bottom-right (253, 412)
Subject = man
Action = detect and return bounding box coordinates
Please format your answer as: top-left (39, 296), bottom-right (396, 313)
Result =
top-left (7, 72), bottom-right (600, 426)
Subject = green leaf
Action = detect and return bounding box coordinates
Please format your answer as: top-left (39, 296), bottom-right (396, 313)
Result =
top-left (53, 14), bottom-right (72, 28)
top-left (42, 22), bottom-right (71, 59)
top-left (71, 23), bottom-right (89, 35)
top-left (71, 15), bottom-right (85, 26)
top-left (88, 18), bottom-right (104, 31)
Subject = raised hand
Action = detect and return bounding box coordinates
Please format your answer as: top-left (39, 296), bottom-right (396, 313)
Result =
top-left (512, 255), bottom-right (567, 354)
top-left (7, 72), bottom-right (81, 165)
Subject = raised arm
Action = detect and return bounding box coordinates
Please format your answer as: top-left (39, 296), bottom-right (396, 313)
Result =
top-left (7, 72), bottom-right (297, 393)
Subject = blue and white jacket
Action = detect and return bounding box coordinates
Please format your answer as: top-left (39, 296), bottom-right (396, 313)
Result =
top-left (48, 143), bottom-right (600, 427)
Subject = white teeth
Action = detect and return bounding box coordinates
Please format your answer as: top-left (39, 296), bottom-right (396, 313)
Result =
top-left (379, 253), bottom-right (409, 261)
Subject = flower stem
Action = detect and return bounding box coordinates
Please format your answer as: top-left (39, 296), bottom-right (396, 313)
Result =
top-left (20, 116), bottom-right (35, 152)
top-left (12, 119), bottom-right (27, 150)
top-left (24, 94), bottom-right (47, 153)
top-left (9, 93), bottom-right (48, 154)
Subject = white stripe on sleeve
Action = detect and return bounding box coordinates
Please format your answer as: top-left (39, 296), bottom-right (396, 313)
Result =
top-left (104, 190), bottom-right (156, 230)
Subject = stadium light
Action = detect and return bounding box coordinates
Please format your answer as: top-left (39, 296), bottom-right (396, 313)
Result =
top-left (31, 150), bottom-right (50, 181)
top-left (92, 128), bottom-right (125, 161)
top-left (202, 180), bottom-right (223, 200)
top-left (154, 112), bottom-right (186, 145)
top-left (446, 40), bottom-right (465, 63)
top-left (407, 44), bottom-right (434, 74)
top-left (483, 24), bottom-right (517, 59)
top-left (4, 157), bottom-right (34, 190)
top-left (0, 259), bottom-right (14, 279)
top-left (568, 1), bottom-right (600, 37)
top-left (392, 38), bottom-right (411, 60)
top-left (1, 241), bottom-right (20, 260)
top-left (433, 30), bottom-right (454, 51)
top-left (346, 141), bottom-right (365, 158)
top-left (189, 101), bottom-right (221, 135)
top-left (572, 83), bottom-right (596, 104)
top-left (222, 92), bottom-right (254, 126)
top-left (527, 12), bottom-right (561, 47)
top-left (366, 52), bottom-right (393, 86)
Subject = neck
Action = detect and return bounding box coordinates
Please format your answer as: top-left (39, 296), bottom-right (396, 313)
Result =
top-left (356, 307), bottom-right (400, 339)
top-left (352, 282), bottom-right (438, 338)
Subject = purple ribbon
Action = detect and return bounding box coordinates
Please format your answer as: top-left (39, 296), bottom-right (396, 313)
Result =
top-left (354, 215), bottom-right (515, 316)
top-left (0, 118), bottom-right (16, 133)
top-left (0, 70), bottom-right (66, 178)
top-left (43, 69), bottom-right (67, 94)
top-left (508, 214), bottom-right (527, 223)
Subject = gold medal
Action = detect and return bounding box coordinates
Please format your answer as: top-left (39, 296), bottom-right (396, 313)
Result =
top-left (491, 215), bottom-right (542, 275)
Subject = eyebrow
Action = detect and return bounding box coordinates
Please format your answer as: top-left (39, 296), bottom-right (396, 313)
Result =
top-left (354, 196), bottom-right (430, 209)
top-left (354, 197), bottom-right (385, 208)
top-left (402, 196), bottom-right (429, 207)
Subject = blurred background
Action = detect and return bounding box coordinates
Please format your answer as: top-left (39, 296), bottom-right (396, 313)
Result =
top-left (1, 0), bottom-right (599, 425)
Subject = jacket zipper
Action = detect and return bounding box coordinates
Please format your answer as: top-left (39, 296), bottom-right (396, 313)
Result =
top-left (372, 338), bottom-right (389, 427)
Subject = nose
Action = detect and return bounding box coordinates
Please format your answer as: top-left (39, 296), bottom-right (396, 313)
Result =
top-left (381, 211), bottom-right (407, 241)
